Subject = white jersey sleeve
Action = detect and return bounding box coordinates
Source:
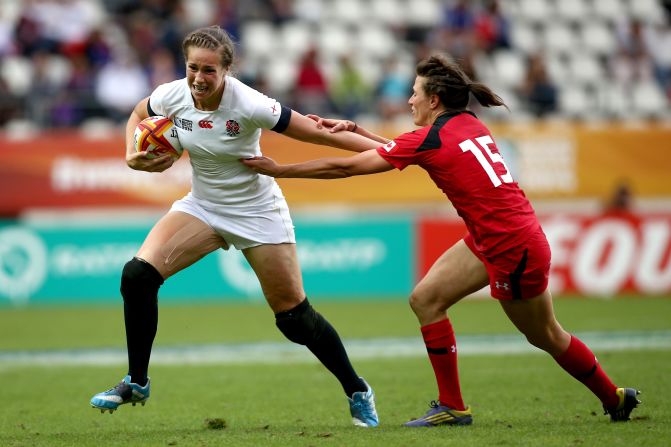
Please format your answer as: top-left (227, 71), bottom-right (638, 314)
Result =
top-left (148, 79), bottom-right (189, 119)
top-left (248, 93), bottom-right (283, 130)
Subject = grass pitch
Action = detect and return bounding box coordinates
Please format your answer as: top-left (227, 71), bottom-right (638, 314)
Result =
top-left (1, 296), bottom-right (670, 446)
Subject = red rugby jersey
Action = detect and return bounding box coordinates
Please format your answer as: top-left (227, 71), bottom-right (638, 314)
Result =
top-left (377, 111), bottom-right (540, 259)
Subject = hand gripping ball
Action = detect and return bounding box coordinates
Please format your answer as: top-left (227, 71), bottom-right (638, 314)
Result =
top-left (133, 116), bottom-right (183, 159)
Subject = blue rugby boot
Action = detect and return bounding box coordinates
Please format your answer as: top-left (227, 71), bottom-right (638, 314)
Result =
top-left (404, 400), bottom-right (473, 427)
top-left (90, 375), bottom-right (150, 413)
top-left (604, 388), bottom-right (641, 422)
top-left (348, 378), bottom-right (379, 427)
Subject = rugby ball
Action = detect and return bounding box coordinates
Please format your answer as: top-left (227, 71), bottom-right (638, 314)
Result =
top-left (133, 116), bottom-right (183, 159)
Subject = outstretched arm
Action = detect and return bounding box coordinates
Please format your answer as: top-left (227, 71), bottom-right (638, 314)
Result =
top-left (306, 115), bottom-right (389, 144)
top-left (281, 111), bottom-right (390, 153)
top-left (241, 149), bottom-right (394, 179)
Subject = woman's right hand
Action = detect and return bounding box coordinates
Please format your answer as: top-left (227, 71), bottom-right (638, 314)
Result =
top-left (126, 151), bottom-right (176, 172)
top-left (306, 114), bottom-right (356, 133)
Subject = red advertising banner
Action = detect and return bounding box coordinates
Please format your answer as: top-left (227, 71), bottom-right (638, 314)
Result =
top-left (417, 212), bottom-right (671, 296)
top-left (0, 133), bottom-right (192, 215)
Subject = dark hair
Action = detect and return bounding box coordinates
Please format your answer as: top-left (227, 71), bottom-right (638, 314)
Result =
top-left (416, 54), bottom-right (506, 110)
top-left (182, 25), bottom-right (235, 69)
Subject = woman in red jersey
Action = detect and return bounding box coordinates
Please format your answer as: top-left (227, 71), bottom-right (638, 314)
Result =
top-left (242, 54), bottom-right (640, 426)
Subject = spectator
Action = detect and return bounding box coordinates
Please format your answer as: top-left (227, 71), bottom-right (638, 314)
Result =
top-left (375, 56), bottom-right (413, 120)
top-left (83, 27), bottom-right (112, 70)
top-left (269, 0), bottom-right (295, 25)
top-left (66, 52), bottom-right (107, 123)
top-left (43, 0), bottom-right (99, 53)
top-left (291, 46), bottom-right (333, 116)
top-left (330, 55), bottom-right (370, 119)
top-left (20, 0), bottom-right (98, 55)
top-left (94, 50), bottom-right (150, 122)
top-left (0, 8), bottom-right (14, 56)
top-left (147, 46), bottom-right (180, 88)
top-left (473, 0), bottom-right (511, 54)
top-left (519, 53), bottom-right (558, 118)
top-left (644, 20), bottom-right (671, 98)
top-left (444, 0), bottom-right (476, 35)
top-left (25, 50), bottom-right (62, 126)
top-left (431, 0), bottom-right (476, 60)
top-left (611, 19), bottom-right (654, 85)
top-left (215, 0), bottom-right (242, 41)
top-left (13, 1), bottom-right (52, 56)
top-left (603, 181), bottom-right (635, 219)
top-left (124, 12), bottom-right (163, 67)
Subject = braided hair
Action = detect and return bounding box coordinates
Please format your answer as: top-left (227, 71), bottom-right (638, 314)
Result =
top-left (182, 25), bottom-right (235, 69)
top-left (416, 55), bottom-right (506, 111)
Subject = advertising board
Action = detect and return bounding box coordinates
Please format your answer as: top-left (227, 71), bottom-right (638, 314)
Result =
top-left (416, 212), bottom-right (671, 296)
top-left (0, 216), bottom-right (413, 305)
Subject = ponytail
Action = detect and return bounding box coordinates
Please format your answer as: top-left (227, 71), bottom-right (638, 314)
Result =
top-left (417, 55), bottom-right (507, 110)
top-left (469, 81), bottom-right (507, 109)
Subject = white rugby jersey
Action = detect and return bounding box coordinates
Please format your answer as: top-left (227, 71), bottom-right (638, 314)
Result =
top-left (148, 76), bottom-right (291, 206)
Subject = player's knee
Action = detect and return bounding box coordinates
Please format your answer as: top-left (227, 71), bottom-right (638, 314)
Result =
top-left (120, 257), bottom-right (164, 302)
top-left (408, 290), bottom-right (422, 313)
top-left (409, 287), bottom-right (449, 323)
top-left (409, 288), bottom-right (433, 314)
top-left (275, 299), bottom-right (324, 345)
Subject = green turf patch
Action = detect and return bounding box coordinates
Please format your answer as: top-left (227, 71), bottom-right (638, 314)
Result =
top-left (0, 350), bottom-right (668, 447)
top-left (0, 297), bottom-right (669, 446)
top-left (1, 296), bottom-right (670, 350)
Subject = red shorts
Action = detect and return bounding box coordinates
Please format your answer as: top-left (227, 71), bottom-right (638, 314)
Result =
top-left (464, 229), bottom-right (551, 300)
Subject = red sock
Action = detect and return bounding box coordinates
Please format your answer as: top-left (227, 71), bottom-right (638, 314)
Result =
top-left (421, 318), bottom-right (465, 411)
top-left (554, 335), bottom-right (619, 408)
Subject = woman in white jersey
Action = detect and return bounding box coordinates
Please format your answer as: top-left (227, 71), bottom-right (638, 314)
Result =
top-left (89, 25), bottom-right (379, 427)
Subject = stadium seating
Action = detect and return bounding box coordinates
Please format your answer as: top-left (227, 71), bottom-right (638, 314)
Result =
top-left (0, 0), bottom-right (669, 127)
top-left (184, 0), bottom-right (668, 123)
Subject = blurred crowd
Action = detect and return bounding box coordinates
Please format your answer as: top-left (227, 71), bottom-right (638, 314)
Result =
top-left (0, 0), bottom-right (670, 130)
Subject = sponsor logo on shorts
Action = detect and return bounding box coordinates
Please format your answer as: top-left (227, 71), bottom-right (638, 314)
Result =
top-left (495, 281), bottom-right (510, 291)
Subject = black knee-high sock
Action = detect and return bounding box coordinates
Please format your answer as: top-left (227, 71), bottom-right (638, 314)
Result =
top-left (306, 318), bottom-right (368, 397)
top-left (120, 257), bottom-right (163, 386)
top-left (275, 299), bottom-right (367, 397)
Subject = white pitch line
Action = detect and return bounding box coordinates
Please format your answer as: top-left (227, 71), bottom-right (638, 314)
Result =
top-left (0, 331), bottom-right (669, 367)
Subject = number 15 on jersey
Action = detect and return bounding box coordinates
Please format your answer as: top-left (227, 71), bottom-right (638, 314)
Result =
top-left (459, 136), bottom-right (513, 187)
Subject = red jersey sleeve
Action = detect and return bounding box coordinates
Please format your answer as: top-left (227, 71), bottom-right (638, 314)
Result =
top-left (376, 129), bottom-right (428, 170)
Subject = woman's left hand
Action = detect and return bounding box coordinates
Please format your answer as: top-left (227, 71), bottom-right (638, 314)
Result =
top-left (241, 156), bottom-right (282, 177)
